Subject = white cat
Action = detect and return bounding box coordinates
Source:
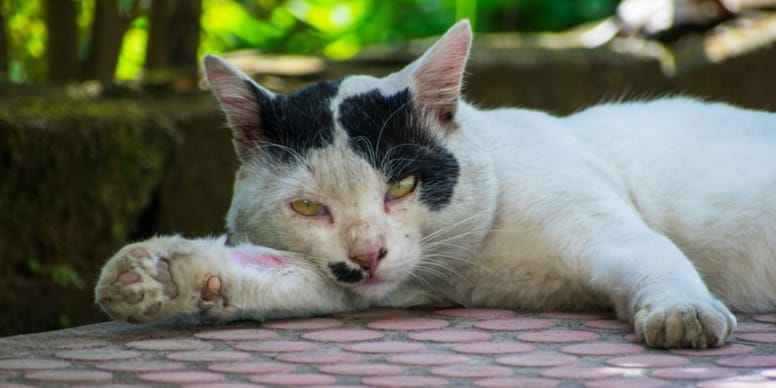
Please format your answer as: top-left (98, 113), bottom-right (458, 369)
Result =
top-left (95, 20), bottom-right (776, 349)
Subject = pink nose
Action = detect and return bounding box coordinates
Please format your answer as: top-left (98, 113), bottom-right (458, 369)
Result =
top-left (349, 248), bottom-right (387, 272)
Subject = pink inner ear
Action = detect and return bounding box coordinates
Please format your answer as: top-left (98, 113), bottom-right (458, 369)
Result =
top-left (232, 250), bottom-right (288, 269)
top-left (411, 22), bottom-right (471, 122)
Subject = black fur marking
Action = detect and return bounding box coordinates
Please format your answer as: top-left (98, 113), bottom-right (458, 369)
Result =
top-left (246, 80), bottom-right (341, 162)
top-left (338, 88), bottom-right (460, 211)
top-left (328, 262), bottom-right (364, 283)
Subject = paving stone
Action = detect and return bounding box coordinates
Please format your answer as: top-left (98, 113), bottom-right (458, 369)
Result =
top-left (717, 355), bottom-right (776, 368)
top-left (194, 328), bottom-right (277, 340)
top-left (138, 371), bottom-right (225, 384)
top-left (95, 360), bottom-right (185, 372)
top-left (343, 340), bottom-right (426, 354)
top-left (2, 310), bottom-right (776, 386)
top-left (586, 377), bottom-right (671, 387)
top-left (386, 353), bottom-right (470, 366)
top-left (518, 329), bottom-right (600, 343)
top-left (183, 384), bottom-right (265, 388)
top-left (275, 351), bottom-right (362, 364)
top-left (0, 359), bottom-right (70, 371)
top-left (734, 322), bottom-right (774, 333)
top-left (605, 355), bottom-right (689, 368)
top-left (301, 329), bottom-right (385, 342)
top-left (670, 343), bottom-right (754, 356)
top-left (541, 366), bottom-right (632, 380)
top-left (334, 308), bottom-right (409, 319)
top-left (698, 376), bottom-right (776, 387)
top-left (25, 370), bottom-right (113, 382)
top-left (651, 366), bottom-right (738, 380)
top-left (318, 363), bottom-right (405, 376)
top-left (261, 318), bottom-right (343, 330)
top-left (540, 312), bottom-right (614, 320)
top-left (429, 365), bottom-right (513, 378)
top-left (166, 350), bottom-right (252, 362)
top-left (234, 340), bottom-right (319, 353)
top-left (126, 339), bottom-right (212, 351)
top-left (207, 361), bottom-right (293, 374)
top-left (496, 353), bottom-right (580, 367)
top-left (585, 320), bottom-right (633, 331)
top-left (55, 349), bottom-right (141, 361)
top-left (434, 308), bottom-right (516, 319)
top-left (753, 314), bottom-right (776, 323)
top-left (562, 342), bottom-right (644, 356)
top-left (450, 341), bottom-right (534, 354)
top-left (249, 372), bottom-right (337, 385)
top-left (474, 377), bottom-right (560, 387)
top-left (361, 375), bottom-right (449, 386)
top-left (408, 329), bottom-right (491, 342)
top-left (474, 317), bottom-right (556, 330)
top-left (367, 317), bottom-right (449, 330)
top-left (737, 333), bottom-right (776, 343)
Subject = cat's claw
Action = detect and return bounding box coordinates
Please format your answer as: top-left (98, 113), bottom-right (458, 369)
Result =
top-left (634, 299), bottom-right (736, 348)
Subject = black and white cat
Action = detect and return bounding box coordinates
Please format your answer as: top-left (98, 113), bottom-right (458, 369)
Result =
top-left (95, 21), bottom-right (776, 349)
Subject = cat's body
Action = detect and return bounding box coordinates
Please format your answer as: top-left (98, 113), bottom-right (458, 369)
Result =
top-left (96, 21), bottom-right (776, 349)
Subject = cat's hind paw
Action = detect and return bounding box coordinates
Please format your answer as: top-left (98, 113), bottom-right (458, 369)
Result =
top-left (95, 244), bottom-right (183, 323)
top-left (634, 298), bottom-right (736, 349)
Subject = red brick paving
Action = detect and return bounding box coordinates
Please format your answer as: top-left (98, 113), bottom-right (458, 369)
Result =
top-left (2, 308), bottom-right (776, 386)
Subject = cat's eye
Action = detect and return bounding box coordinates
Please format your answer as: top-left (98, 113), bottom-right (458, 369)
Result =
top-left (386, 174), bottom-right (418, 201)
top-left (290, 199), bottom-right (327, 217)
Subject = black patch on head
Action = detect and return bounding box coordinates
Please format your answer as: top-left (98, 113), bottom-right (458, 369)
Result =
top-left (338, 88), bottom-right (460, 211)
top-left (246, 79), bottom-right (341, 162)
top-left (328, 262), bottom-right (364, 283)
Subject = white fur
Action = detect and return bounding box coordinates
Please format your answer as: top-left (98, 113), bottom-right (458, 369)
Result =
top-left (97, 21), bottom-right (776, 349)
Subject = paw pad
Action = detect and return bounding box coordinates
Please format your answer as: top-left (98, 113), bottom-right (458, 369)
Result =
top-left (129, 247), bottom-right (150, 259)
top-left (202, 276), bottom-right (222, 301)
top-left (117, 272), bottom-right (140, 284)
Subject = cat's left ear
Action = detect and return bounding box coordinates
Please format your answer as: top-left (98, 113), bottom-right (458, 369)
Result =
top-left (409, 20), bottom-right (472, 127)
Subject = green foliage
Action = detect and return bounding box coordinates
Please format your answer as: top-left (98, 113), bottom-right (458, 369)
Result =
top-left (4, 0), bottom-right (620, 81)
top-left (3, 0), bottom-right (45, 81)
top-left (26, 259), bottom-right (85, 289)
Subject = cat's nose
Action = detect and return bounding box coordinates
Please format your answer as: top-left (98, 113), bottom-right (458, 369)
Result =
top-left (349, 248), bottom-right (387, 272)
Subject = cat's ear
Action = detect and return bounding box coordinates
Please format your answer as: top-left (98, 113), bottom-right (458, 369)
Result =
top-left (203, 54), bottom-right (275, 160)
top-left (409, 20), bottom-right (471, 127)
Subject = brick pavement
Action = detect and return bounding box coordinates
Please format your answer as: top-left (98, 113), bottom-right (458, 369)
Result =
top-left (1, 308), bottom-right (776, 387)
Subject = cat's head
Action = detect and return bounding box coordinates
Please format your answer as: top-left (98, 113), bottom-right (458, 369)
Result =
top-left (204, 21), bottom-right (484, 300)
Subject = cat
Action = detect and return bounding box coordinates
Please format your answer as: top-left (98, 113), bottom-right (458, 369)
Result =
top-left (95, 20), bottom-right (776, 349)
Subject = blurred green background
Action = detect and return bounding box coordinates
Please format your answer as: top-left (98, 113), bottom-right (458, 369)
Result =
top-left (2, 0), bottom-right (619, 83)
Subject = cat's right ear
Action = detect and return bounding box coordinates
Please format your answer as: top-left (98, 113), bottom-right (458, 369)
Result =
top-left (203, 54), bottom-right (274, 160)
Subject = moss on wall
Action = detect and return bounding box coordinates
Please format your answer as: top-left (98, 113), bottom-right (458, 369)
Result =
top-left (0, 96), bottom-right (181, 335)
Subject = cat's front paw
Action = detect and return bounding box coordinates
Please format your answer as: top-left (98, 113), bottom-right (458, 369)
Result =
top-left (634, 298), bottom-right (736, 349)
top-left (95, 237), bottom-right (226, 323)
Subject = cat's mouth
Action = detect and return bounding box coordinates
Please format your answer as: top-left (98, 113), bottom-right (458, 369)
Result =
top-left (327, 262), bottom-right (382, 285)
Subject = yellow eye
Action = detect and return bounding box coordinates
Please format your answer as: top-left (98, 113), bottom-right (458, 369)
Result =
top-left (290, 199), bottom-right (325, 217)
top-left (387, 174), bottom-right (418, 200)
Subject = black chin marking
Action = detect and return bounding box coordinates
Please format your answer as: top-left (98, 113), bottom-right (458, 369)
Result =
top-left (337, 88), bottom-right (460, 211)
top-left (328, 262), bottom-right (364, 283)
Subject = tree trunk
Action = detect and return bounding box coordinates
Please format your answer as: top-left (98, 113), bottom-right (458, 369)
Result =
top-left (45, 0), bottom-right (79, 83)
top-left (81, 0), bottom-right (135, 82)
top-left (144, 0), bottom-right (202, 77)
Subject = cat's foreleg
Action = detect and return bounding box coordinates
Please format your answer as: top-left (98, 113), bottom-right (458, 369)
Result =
top-left (583, 229), bottom-right (736, 349)
top-left (95, 236), bottom-right (355, 323)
